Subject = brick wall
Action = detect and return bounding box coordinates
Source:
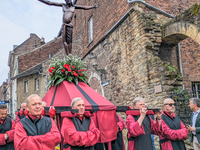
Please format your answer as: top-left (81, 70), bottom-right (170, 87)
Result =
top-left (180, 38), bottom-right (200, 89)
top-left (13, 33), bottom-right (43, 55)
top-left (18, 37), bottom-right (62, 74)
top-left (158, 43), bottom-right (179, 69)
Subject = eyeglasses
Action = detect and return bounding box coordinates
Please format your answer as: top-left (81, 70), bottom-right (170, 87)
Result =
top-left (164, 103), bottom-right (176, 107)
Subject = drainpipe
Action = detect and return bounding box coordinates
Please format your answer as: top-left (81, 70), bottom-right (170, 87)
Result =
top-left (39, 71), bottom-right (48, 91)
top-left (128, 0), bottom-right (184, 89)
top-left (178, 43), bottom-right (184, 89)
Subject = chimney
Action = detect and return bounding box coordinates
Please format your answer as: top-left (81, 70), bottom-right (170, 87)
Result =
top-left (13, 45), bottom-right (18, 50)
top-left (41, 37), bottom-right (45, 45)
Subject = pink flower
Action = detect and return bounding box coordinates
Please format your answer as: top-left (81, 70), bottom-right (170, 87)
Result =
top-left (79, 73), bottom-right (82, 76)
top-left (82, 69), bottom-right (85, 71)
top-left (72, 66), bottom-right (75, 69)
top-left (61, 69), bottom-right (65, 73)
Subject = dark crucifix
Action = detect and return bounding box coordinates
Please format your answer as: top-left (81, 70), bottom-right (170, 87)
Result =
top-left (38, 0), bottom-right (99, 55)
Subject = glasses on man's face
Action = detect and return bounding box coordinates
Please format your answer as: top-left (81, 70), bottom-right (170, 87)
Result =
top-left (164, 103), bottom-right (176, 107)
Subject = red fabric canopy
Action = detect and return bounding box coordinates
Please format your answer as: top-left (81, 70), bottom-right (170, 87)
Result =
top-left (43, 81), bottom-right (116, 110)
top-left (42, 81), bottom-right (118, 143)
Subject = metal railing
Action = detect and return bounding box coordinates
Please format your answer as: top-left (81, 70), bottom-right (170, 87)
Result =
top-left (169, 88), bottom-right (200, 125)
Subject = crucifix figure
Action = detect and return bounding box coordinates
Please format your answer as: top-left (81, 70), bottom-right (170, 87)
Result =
top-left (38, 0), bottom-right (99, 55)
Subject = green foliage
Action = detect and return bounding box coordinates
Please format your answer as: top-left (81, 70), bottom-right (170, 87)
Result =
top-left (165, 63), bottom-right (175, 72)
top-left (48, 54), bottom-right (88, 88)
top-left (165, 63), bottom-right (182, 80)
top-left (192, 4), bottom-right (200, 16)
top-left (173, 88), bottom-right (189, 103)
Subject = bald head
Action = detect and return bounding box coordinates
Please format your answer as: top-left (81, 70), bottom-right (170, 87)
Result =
top-left (163, 98), bottom-right (175, 114)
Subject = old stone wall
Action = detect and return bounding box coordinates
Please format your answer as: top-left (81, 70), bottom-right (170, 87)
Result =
top-left (16, 73), bottom-right (45, 109)
top-left (81, 7), bottom-right (183, 149)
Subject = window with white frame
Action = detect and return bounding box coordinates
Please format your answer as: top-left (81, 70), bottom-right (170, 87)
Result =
top-left (88, 17), bottom-right (93, 43)
top-left (24, 81), bottom-right (28, 93)
top-left (192, 82), bottom-right (200, 98)
top-left (35, 78), bottom-right (39, 91)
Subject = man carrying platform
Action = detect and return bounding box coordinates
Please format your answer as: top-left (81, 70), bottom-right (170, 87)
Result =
top-left (0, 104), bottom-right (15, 150)
top-left (61, 97), bottom-right (100, 150)
top-left (14, 94), bottom-right (61, 150)
top-left (159, 98), bottom-right (188, 150)
top-left (110, 114), bottom-right (126, 150)
top-left (126, 97), bottom-right (162, 150)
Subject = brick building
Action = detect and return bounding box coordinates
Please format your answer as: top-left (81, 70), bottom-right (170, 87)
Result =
top-left (0, 82), bottom-right (7, 101)
top-left (7, 33), bottom-right (44, 117)
top-left (11, 37), bottom-right (63, 110)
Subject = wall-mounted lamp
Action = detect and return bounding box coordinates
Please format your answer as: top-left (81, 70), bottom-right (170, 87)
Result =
top-left (89, 52), bottom-right (109, 86)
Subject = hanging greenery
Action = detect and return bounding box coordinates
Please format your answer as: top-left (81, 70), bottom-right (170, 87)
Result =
top-left (48, 54), bottom-right (88, 88)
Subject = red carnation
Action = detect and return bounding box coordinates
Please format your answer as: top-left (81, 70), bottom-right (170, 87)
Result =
top-left (73, 71), bottom-right (78, 76)
top-left (82, 69), bottom-right (85, 71)
top-left (61, 69), bottom-right (65, 73)
top-left (79, 73), bottom-right (82, 76)
top-left (79, 70), bottom-right (82, 72)
top-left (68, 69), bottom-right (71, 72)
top-left (64, 64), bottom-right (70, 69)
top-left (72, 66), bottom-right (75, 69)
top-left (49, 67), bottom-right (55, 73)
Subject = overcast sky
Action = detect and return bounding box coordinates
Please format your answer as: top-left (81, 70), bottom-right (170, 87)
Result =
top-left (0, 0), bottom-right (65, 84)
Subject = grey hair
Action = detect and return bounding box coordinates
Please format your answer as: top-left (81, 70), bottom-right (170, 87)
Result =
top-left (21, 103), bottom-right (27, 107)
top-left (190, 98), bottom-right (200, 107)
top-left (42, 101), bottom-right (47, 107)
top-left (163, 98), bottom-right (173, 104)
top-left (132, 97), bottom-right (144, 108)
top-left (42, 101), bottom-right (47, 105)
top-left (27, 94), bottom-right (41, 105)
top-left (71, 97), bottom-right (84, 107)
